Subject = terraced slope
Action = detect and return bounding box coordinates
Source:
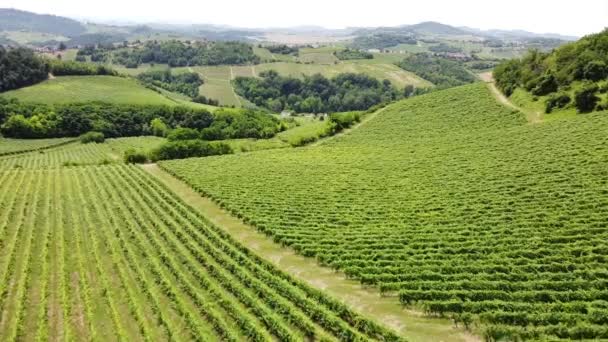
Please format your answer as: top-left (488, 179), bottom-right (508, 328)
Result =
top-left (0, 141), bottom-right (402, 341)
top-left (161, 83), bottom-right (608, 340)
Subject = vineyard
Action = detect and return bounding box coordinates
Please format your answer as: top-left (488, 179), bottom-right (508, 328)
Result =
top-left (161, 83), bottom-right (608, 340)
top-left (0, 141), bottom-right (403, 340)
top-left (0, 137), bottom-right (75, 156)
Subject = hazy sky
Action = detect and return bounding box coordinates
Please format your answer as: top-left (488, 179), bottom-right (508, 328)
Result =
top-left (3, 0), bottom-right (607, 36)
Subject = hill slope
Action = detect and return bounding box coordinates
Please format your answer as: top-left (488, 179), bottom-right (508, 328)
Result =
top-left (0, 8), bottom-right (85, 37)
top-left (1, 76), bottom-right (177, 105)
top-left (161, 83), bottom-right (608, 340)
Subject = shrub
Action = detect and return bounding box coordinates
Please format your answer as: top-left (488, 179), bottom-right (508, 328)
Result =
top-left (167, 127), bottom-right (200, 141)
top-left (124, 148), bottom-right (148, 164)
top-left (150, 140), bottom-right (233, 161)
top-left (574, 84), bottom-right (600, 113)
top-left (80, 131), bottom-right (105, 144)
top-left (545, 93), bottom-right (571, 113)
top-left (150, 118), bottom-right (169, 137)
top-left (329, 111), bottom-right (362, 131)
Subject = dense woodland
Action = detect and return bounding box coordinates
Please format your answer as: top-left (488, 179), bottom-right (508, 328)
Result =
top-left (113, 40), bottom-right (260, 68)
top-left (397, 53), bottom-right (476, 88)
top-left (234, 71), bottom-right (402, 113)
top-left (137, 69), bottom-right (203, 98)
top-left (0, 98), bottom-right (280, 139)
top-left (0, 47), bottom-right (49, 92)
top-left (334, 49), bottom-right (373, 60)
top-left (494, 29), bottom-right (608, 113)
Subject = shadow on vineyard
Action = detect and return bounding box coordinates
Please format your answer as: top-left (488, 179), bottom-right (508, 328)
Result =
top-left (161, 82), bottom-right (608, 341)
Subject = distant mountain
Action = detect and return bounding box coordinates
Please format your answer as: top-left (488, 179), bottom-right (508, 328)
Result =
top-left (460, 26), bottom-right (578, 41)
top-left (0, 8), bottom-right (86, 37)
top-left (407, 21), bottom-right (470, 36)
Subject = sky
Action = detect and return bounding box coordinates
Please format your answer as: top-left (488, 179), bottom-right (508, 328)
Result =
top-left (2, 0), bottom-right (607, 36)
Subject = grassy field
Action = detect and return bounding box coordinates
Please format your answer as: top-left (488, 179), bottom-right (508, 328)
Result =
top-left (161, 83), bottom-right (608, 341)
top-left (0, 138), bottom-right (403, 341)
top-left (0, 137), bottom-right (76, 156)
top-left (1, 76), bottom-right (177, 106)
top-left (1, 30), bottom-right (68, 44)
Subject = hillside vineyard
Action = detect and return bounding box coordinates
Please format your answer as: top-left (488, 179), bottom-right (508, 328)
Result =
top-left (0, 158), bottom-right (402, 340)
top-left (162, 83), bottom-right (608, 340)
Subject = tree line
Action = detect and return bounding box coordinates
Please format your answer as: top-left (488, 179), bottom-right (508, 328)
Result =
top-left (0, 98), bottom-right (281, 139)
top-left (494, 29), bottom-right (608, 113)
top-left (137, 69), bottom-right (203, 98)
top-left (233, 70), bottom-right (403, 113)
top-left (334, 49), bottom-right (373, 60)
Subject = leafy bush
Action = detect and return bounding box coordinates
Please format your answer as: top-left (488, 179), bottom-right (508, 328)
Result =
top-left (574, 83), bottom-right (600, 113)
top-left (150, 118), bottom-right (169, 137)
top-left (124, 148), bottom-right (148, 164)
top-left (80, 131), bottom-right (105, 144)
top-left (545, 93), bottom-right (571, 113)
top-left (265, 44), bottom-right (299, 55)
top-left (192, 95), bottom-right (219, 106)
top-left (150, 140), bottom-right (233, 161)
top-left (167, 127), bottom-right (200, 141)
top-left (329, 111), bottom-right (361, 131)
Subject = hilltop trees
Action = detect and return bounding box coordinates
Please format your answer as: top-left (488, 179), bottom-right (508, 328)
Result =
top-left (494, 29), bottom-right (608, 113)
top-left (396, 53), bottom-right (475, 88)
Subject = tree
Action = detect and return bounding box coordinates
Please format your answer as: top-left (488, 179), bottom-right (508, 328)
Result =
top-left (150, 118), bottom-right (168, 137)
top-left (58, 42), bottom-right (67, 51)
top-left (574, 83), bottom-right (600, 113)
top-left (583, 61), bottom-right (607, 81)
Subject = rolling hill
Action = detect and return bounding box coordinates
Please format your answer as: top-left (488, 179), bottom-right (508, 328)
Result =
top-left (161, 82), bottom-right (608, 341)
top-left (0, 8), bottom-right (85, 37)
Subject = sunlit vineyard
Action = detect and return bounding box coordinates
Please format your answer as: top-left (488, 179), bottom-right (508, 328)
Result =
top-left (161, 83), bottom-right (608, 340)
top-left (0, 155), bottom-right (401, 340)
top-left (0, 137), bottom-right (75, 156)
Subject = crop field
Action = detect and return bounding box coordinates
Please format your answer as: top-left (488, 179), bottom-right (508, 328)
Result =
top-left (0, 137), bottom-right (75, 156)
top-left (0, 141), bottom-right (403, 341)
top-left (1, 76), bottom-right (176, 106)
top-left (161, 83), bottom-right (608, 340)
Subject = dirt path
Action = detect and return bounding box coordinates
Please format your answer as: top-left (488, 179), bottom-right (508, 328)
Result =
top-left (142, 163), bottom-right (481, 342)
top-left (228, 66), bottom-right (242, 106)
top-left (479, 72), bottom-right (542, 124)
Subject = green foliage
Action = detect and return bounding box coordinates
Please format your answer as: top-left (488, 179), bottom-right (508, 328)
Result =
top-left (150, 139), bottom-right (233, 161)
top-left (574, 83), bottom-right (600, 113)
top-left (137, 69), bottom-right (203, 98)
top-left (47, 59), bottom-right (118, 76)
top-left (545, 92), bottom-right (571, 113)
top-left (234, 71), bottom-right (401, 113)
top-left (428, 43), bottom-right (463, 53)
top-left (200, 109), bottom-right (281, 140)
top-left (150, 118), bottom-right (169, 137)
top-left (192, 95), bottom-right (219, 106)
top-left (113, 40), bottom-right (259, 68)
top-left (334, 49), bottom-right (373, 60)
top-left (265, 44), bottom-right (299, 55)
top-left (328, 111), bottom-right (361, 131)
top-left (396, 53), bottom-right (475, 88)
top-left (167, 127), bottom-right (200, 141)
top-left (0, 46), bottom-right (49, 92)
top-left (352, 33), bottom-right (416, 50)
top-left (80, 131), bottom-right (105, 144)
top-left (494, 29), bottom-right (608, 112)
top-left (123, 148), bottom-right (148, 163)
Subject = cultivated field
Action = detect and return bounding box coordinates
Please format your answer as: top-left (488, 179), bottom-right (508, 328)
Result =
top-left (161, 83), bottom-right (608, 340)
top-left (0, 137), bottom-right (75, 156)
top-left (0, 141), bottom-right (403, 341)
top-left (1, 76), bottom-right (176, 105)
